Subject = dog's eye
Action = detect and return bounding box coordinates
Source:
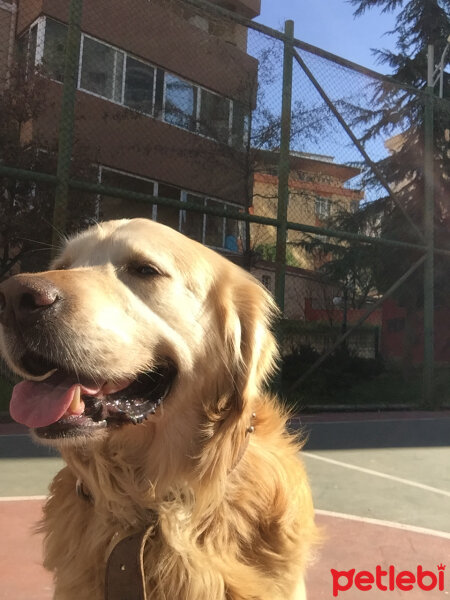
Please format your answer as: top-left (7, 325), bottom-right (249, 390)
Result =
top-left (132, 264), bottom-right (160, 277)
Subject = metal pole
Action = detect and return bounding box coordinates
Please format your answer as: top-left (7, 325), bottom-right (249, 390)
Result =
top-left (51, 0), bottom-right (83, 253)
top-left (423, 45), bottom-right (435, 405)
top-left (274, 20), bottom-right (294, 312)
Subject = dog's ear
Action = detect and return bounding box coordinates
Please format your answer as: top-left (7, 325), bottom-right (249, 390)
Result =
top-left (228, 272), bottom-right (279, 406)
top-left (196, 266), bottom-right (279, 487)
top-left (217, 267), bottom-right (279, 414)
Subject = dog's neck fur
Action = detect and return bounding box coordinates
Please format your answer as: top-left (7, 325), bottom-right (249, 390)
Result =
top-left (69, 411), bottom-right (256, 516)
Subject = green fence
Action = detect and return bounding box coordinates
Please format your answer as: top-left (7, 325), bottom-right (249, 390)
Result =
top-left (0, 0), bottom-right (449, 407)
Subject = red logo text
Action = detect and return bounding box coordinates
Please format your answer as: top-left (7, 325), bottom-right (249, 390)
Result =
top-left (331, 564), bottom-right (446, 597)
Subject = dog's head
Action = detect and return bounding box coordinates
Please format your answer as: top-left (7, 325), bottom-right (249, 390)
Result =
top-left (0, 219), bottom-right (278, 449)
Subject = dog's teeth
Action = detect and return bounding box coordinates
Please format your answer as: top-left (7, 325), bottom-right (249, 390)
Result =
top-left (69, 385), bottom-right (85, 415)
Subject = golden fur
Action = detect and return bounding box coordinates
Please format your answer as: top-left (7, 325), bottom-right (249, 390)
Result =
top-left (2, 219), bottom-right (316, 599)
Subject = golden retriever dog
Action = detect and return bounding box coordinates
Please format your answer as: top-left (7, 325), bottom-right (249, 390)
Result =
top-left (0, 218), bottom-right (316, 600)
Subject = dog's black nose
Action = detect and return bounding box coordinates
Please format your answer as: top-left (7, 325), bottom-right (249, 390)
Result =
top-left (0, 275), bottom-right (61, 328)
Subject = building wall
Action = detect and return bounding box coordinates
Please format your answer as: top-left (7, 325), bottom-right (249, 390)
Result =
top-left (30, 81), bottom-right (251, 204)
top-left (381, 299), bottom-right (450, 364)
top-left (251, 262), bottom-right (335, 320)
top-left (304, 298), bottom-right (382, 327)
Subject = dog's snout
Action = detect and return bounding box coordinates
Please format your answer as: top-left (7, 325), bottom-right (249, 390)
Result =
top-left (0, 275), bottom-right (61, 327)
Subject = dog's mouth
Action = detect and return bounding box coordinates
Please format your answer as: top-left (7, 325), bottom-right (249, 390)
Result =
top-left (10, 350), bottom-right (177, 439)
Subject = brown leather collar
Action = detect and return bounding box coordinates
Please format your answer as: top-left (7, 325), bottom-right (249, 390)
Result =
top-left (105, 526), bottom-right (156, 600)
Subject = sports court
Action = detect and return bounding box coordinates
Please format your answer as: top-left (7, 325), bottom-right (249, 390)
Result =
top-left (1, 411), bottom-right (449, 599)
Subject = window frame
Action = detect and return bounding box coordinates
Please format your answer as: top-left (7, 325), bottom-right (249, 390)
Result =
top-left (315, 197), bottom-right (331, 220)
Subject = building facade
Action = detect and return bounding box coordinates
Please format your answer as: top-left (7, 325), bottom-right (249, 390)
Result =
top-left (3, 0), bottom-right (260, 254)
top-left (251, 150), bottom-right (363, 271)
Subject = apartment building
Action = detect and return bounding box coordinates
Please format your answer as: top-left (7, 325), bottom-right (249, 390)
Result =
top-left (252, 150), bottom-right (363, 270)
top-left (3, 0), bottom-right (260, 254)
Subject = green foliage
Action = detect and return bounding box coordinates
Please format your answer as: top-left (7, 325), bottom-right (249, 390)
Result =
top-left (280, 344), bottom-right (385, 408)
top-left (295, 204), bottom-right (381, 308)
top-left (346, 0), bottom-right (450, 310)
top-left (0, 67), bottom-right (99, 279)
top-left (254, 243), bottom-right (300, 267)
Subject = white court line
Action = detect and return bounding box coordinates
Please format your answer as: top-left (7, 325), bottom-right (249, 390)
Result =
top-left (316, 509), bottom-right (450, 540)
top-left (0, 495), bottom-right (46, 501)
top-left (303, 452), bottom-right (450, 498)
top-left (300, 417), bottom-right (447, 425)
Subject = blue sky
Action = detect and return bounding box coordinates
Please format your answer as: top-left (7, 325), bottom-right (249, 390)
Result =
top-left (256, 0), bottom-right (398, 74)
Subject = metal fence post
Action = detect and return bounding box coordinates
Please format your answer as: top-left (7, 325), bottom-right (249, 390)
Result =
top-left (51, 0), bottom-right (83, 253)
top-left (423, 45), bottom-right (435, 406)
top-left (274, 20), bottom-right (294, 313)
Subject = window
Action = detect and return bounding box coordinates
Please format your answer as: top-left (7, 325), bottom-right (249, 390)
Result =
top-left (224, 205), bottom-right (241, 252)
top-left (17, 23), bottom-right (39, 77)
top-left (155, 183), bottom-right (181, 229)
top-left (181, 194), bottom-right (205, 242)
top-left (205, 199), bottom-right (225, 247)
top-left (97, 168), bottom-right (242, 250)
top-left (315, 198), bottom-right (331, 219)
top-left (124, 56), bottom-right (154, 114)
top-left (80, 36), bottom-right (124, 102)
top-left (232, 101), bottom-right (250, 148)
top-left (42, 19), bottom-right (67, 82)
top-left (164, 74), bottom-right (197, 131)
top-left (31, 18), bottom-right (251, 148)
top-left (199, 89), bottom-right (230, 143)
top-left (99, 169), bottom-right (154, 220)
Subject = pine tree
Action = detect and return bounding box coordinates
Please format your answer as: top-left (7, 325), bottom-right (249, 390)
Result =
top-left (301, 0), bottom-right (450, 373)
top-left (347, 0), bottom-right (450, 372)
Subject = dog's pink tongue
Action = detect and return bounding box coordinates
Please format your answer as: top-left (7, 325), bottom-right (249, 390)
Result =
top-left (10, 376), bottom-right (100, 428)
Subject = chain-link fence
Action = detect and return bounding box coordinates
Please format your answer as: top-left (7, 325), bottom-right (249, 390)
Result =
top-left (0, 0), bottom-right (449, 408)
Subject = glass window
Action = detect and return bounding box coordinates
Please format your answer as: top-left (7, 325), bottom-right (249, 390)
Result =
top-left (80, 36), bottom-right (123, 102)
top-left (18, 24), bottom-right (39, 77)
top-left (154, 68), bottom-right (165, 118)
top-left (205, 199), bottom-right (225, 247)
top-left (156, 184), bottom-right (180, 230)
top-left (100, 169), bottom-right (154, 220)
top-left (43, 19), bottom-right (67, 82)
top-left (315, 198), bottom-right (331, 219)
top-left (29, 25), bottom-right (38, 69)
top-left (124, 56), bottom-right (154, 114)
top-left (199, 90), bottom-right (230, 143)
top-left (181, 194), bottom-right (204, 242)
top-left (231, 101), bottom-right (250, 148)
top-left (224, 206), bottom-right (241, 252)
top-left (164, 74), bottom-right (197, 131)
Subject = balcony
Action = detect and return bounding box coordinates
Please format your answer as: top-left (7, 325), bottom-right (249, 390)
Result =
top-left (210, 0), bottom-right (260, 19)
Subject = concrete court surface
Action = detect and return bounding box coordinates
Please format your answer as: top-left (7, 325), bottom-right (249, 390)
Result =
top-left (1, 411), bottom-right (450, 599)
